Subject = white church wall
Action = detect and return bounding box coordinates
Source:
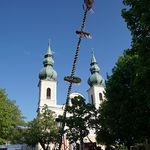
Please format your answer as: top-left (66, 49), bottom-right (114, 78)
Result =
top-left (87, 85), bottom-right (105, 109)
top-left (38, 80), bottom-right (57, 107)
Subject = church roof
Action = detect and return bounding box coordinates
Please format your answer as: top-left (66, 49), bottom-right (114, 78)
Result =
top-left (39, 41), bottom-right (57, 81)
top-left (88, 50), bottom-right (105, 87)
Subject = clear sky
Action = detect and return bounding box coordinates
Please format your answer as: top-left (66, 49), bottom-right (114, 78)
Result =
top-left (0, 0), bottom-right (131, 121)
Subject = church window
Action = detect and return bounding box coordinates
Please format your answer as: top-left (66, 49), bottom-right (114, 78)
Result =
top-left (99, 93), bottom-right (103, 101)
top-left (91, 95), bottom-right (94, 104)
top-left (47, 88), bottom-right (51, 99)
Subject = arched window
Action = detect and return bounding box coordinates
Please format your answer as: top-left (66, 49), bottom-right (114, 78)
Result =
top-left (46, 88), bottom-right (51, 99)
top-left (99, 93), bottom-right (103, 101)
top-left (91, 95), bottom-right (94, 104)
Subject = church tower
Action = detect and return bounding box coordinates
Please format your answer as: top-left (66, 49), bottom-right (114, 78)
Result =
top-left (38, 42), bottom-right (57, 112)
top-left (87, 50), bottom-right (105, 109)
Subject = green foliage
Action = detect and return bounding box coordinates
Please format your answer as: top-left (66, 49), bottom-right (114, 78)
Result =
top-left (96, 101), bottom-right (115, 146)
top-left (62, 96), bottom-right (97, 149)
top-left (0, 89), bottom-right (25, 144)
top-left (97, 51), bottom-right (139, 147)
top-left (122, 0), bottom-right (150, 41)
top-left (25, 105), bottom-right (58, 150)
top-left (122, 0), bottom-right (150, 140)
top-left (122, 0), bottom-right (150, 105)
top-left (96, 0), bottom-right (150, 149)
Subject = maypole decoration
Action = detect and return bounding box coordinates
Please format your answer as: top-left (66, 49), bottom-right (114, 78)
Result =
top-left (58, 0), bottom-right (94, 149)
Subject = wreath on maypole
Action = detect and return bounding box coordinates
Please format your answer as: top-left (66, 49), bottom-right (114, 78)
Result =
top-left (64, 76), bottom-right (81, 84)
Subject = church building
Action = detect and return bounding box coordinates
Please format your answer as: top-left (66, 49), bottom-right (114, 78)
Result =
top-left (37, 42), bottom-right (105, 149)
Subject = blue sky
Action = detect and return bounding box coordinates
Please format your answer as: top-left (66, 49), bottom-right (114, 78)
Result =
top-left (0, 0), bottom-right (131, 121)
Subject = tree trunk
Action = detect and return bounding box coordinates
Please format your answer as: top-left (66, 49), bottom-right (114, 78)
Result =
top-left (105, 145), bottom-right (110, 150)
top-left (80, 137), bottom-right (84, 150)
top-left (40, 142), bottom-right (46, 150)
top-left (127, 145), bottom-right (130, 150)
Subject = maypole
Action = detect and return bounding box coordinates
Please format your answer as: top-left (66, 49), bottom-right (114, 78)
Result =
top-left (58, 1), bottom-right (94, 149)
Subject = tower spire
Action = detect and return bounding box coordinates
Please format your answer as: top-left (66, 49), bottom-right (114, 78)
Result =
top-left (39, 41), bottom-right (57, 81)
top-left (47, 39), bottom-right (52, 55)
top-left (88, 49), bottom-right (104, 87)
top-left (91, 48), bottom-right (97, 64)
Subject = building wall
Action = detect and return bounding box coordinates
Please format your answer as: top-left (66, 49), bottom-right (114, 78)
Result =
top-left (87, 85), bottom-right (105, 109)
top-left (38, 80), bottom-right (57, 108)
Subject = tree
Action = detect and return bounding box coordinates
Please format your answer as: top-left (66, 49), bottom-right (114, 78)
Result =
top-left (96, 101), bottom-right (116, 148)
top-left (25, 105), bottom-right (58, 150)
top-left (63, 96), bottom-right (97, 150)
top-left (0, 88), bottom-right (25, 144)
top-left (122, 0), bottom-right (150, 108)
top-left (96, 0), bottom-right (150, 149)
top-left (97, 51), bottom-right (139, 149)
top-left (122, 0), bottom-right (150, 137)
top-left (122, 0), bottom-right (150, 143)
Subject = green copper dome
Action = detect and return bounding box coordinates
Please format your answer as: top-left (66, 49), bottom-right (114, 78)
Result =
top-left (88, 50), bottom-right (104, 87)
top-left (39, 41), bottom-right (57, 81)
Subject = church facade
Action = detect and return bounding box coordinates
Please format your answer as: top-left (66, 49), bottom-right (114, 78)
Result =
top-left (37, 42), bottom-right (105, 149)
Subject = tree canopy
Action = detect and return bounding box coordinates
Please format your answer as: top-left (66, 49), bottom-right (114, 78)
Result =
top-left (96, 0), bottom-right (150, 149)
top-left (0, 89), bottom-right (25, 144)
top-left (97, 51), bottom-right (140, 148)
top-left (25, 105), bottom-right (58, 150)
top-left (62, 96), bottom-right (97, 150)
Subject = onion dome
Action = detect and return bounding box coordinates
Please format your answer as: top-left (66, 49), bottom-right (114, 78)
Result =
top-left (39, 41), bottom-right (57, 81)
top-left (88, 50), bottom-right (104, 87)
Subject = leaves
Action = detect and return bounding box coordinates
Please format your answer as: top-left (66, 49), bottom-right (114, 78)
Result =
top-left (61, 96), bottom-right (97, 147)
top-left (96, 0), bottom-right (150, 148)
top-left (25, 105), bottom-right (58, 150)
top-left (0, 89), bottom-right (25, 144)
